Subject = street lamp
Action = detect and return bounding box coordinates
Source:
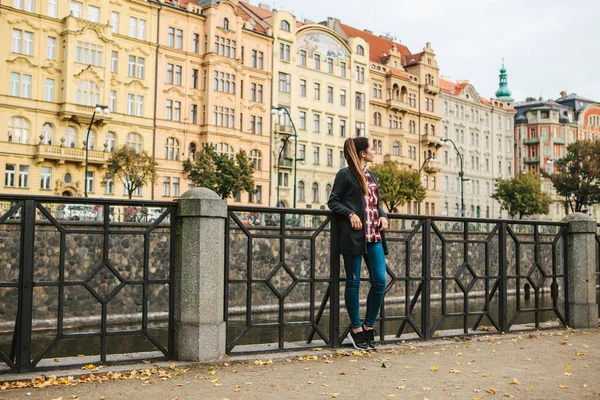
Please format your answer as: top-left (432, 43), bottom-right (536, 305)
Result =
top-left (271, 106), bottom-right (302, 208)
top-left (441, 137), bottom-right (467, 217)
top-left (84, 104), bottom-right (110, 197)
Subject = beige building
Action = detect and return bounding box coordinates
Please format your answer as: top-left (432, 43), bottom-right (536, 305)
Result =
top-left (1, 0), bottom-right (159, 198)
top-left (154, 0), bottom-right (273, 204)
top-left (439, 69), bottom-right (516, 218)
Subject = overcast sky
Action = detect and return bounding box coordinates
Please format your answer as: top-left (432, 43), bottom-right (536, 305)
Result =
top-left (258, 0), bottom-right (600, 103)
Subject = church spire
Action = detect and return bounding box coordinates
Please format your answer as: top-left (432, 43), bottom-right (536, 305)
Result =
top-left (495, 59), bottom-right (512, 100)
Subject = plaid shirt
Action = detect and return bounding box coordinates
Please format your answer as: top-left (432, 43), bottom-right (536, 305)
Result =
top-left (363, 168), bottom-right (382, 243)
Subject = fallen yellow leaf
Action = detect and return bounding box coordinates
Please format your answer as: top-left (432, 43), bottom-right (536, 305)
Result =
top-left (485, 387), bottom-right (497, 394)
top-left (431, 366), bottom-right (438, 372)
top-left (565, 365), bottom-right (571, 371)
top-left (558, 384), bottom-right (568, 389)
top-left (509, 378), bottom-right (519, 385)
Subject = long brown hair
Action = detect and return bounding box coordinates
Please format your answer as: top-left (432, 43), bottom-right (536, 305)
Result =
top-left (344, 137), bottom-right (369, 195)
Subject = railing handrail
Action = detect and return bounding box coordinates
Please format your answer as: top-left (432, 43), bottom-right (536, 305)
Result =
top-left (0, 194), bottom-right (178, 207)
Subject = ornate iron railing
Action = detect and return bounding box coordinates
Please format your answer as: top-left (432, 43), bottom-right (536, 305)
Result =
top-left (225, 207), bottom-right (568, 355)
top-left (0, 195), bottom-right (176, 373)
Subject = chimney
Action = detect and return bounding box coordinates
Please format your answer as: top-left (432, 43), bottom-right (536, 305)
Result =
top-left (560, 91), bottom-right (567, 99)
top-left (364, 29), bottom-right (372, 34)
top-left (258, 3), bottom-right (271, 10)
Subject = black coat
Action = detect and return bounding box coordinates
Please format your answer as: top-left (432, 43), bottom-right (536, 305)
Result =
top-left (327, 167), bottom-right (389, 256)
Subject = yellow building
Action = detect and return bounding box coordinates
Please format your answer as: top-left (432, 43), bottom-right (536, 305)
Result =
top-left (1, 0), bottom-right (159, 198)
top-left (154, 0), bottom-right (273, 204)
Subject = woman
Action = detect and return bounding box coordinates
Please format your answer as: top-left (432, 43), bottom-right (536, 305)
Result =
top-left (328, 137), bottom-right (388, 350)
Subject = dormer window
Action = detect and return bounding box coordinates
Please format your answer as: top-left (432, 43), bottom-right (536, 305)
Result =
top-left (281, 20), bottom-right (290, 32)
top-left (223, 18), bottom-right (229, 30)
top-left (356, 45), bottom-right (364, 55)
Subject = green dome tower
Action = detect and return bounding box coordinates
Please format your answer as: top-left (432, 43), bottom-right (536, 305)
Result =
top-left (495, 60), bottom-right (512, 100)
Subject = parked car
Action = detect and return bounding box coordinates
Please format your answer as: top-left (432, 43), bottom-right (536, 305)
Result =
top-left (55, 204), bottom-right (97, 221)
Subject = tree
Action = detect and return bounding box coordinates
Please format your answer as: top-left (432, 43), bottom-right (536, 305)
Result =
top-left (541, 140), bottom-right (600, 213)
top-left (104, 146), bottom-right (158, 199)
top-left (371, 163), bottom-right (427, 212)
top-left (491, 171), bottom-right (552, 219)
top-left (183, 143), bottom-right (255, 199)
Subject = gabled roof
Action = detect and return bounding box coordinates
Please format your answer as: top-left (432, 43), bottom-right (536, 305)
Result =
top-left (239, 1), bottom-right (272, 19)
top-left (439, 78), bottom-right (493, 106)
top-left (237, 5), bottom-right (267, 33)
top-left (339, 23), bottom-right (412, 65)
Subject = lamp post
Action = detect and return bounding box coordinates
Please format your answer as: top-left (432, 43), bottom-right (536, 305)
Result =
top-left (84, 104), bottom-right (110, 197)
top-left (441, 138), bottom-right (467, 217)
top-left (271, 106), bottom-right (301, 208)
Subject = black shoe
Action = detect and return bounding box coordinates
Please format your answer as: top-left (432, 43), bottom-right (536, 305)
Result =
top-left (363, 325), bottom-right (378, 349)
top-left (347, 329), bottom-right (368, 350)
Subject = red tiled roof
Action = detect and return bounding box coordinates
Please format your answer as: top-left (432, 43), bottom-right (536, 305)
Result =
top-left (339, 23), bottom-right (412, 64)
top-left (237, 5), bottom-right (267, 33)
top-left (440, 78), bottom-right (495, 106)
top-left (239, 1), bottom-right (272, 19)
top-left (404, 52), bottom-right (423, 66)
top-left (480, 97), bottom-right (492, 106)
top-left (387, 69), bottom-right (410, 80)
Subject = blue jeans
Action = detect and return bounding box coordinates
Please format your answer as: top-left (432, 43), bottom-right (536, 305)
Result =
top-left (342, 242), bottom-right (387, 329)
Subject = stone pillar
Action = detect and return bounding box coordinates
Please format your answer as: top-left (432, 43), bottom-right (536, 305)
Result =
top-left (564, 212), bottom-right (598, 328)
top-left (175, 188), bottom-right (227, 361)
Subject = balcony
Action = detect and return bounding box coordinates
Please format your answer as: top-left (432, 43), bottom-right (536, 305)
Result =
top-left (275, 124), bottom-right (294, 135)
top-left (424, 84), bottom-right (439, 95)
top-left (35, 144), bottom-right (111, 167)
top-left (278, 157), bottom-right (293, 169)
top-left (422, 160), bottom-right (441, 173)
top-left (523, 137), bottom-right (540, 144)
top-left (421, 134), bottom-right (442, 147)
top-left (383, 154), bottom-right (415, 167)
top-left (553, 137), bottom-right (566, 144)
top-left (523, 156), bottom-right (540, 164)
top-left (386, 98), bottom-right (410, 113)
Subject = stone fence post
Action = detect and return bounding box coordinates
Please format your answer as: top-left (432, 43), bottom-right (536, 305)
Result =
top-left (564, 212), bottom-right (598, 328)
top-left (174, 188), bottom-right (227, 361)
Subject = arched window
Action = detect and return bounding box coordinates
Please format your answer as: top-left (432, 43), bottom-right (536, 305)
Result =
top-left (126, 133), bottom-right (143, 153)
top-left (356, 45), bottom-right (364, 55)
top-left (392, 141), bottom-right (400, 156)
top-left (280, 20), bottom-right (290, 32)
top-left (249, 149), bottom-right (261, 171)
top-left (188, 142), bottom-right (197, 160)
top-left (76, 80), bottom-right (100, 106)
top-left (215, 142), bottom-right (234, 159)
top-left (41, 123), bottom-right (54, 145)
top-left (431, 125), bottom-right (435, 136)
top-left (8, 117), bottom-right (30, 144)
top-left (326, 183), bottom-right (332, 200)
top-left (401, 86), bottom-right (408, 103)
top-left (64, 126), bottom-right (77, 148)
top-left (165, 137), bottom-right (180, 160)
top-left (312, 182), bottom-right (319, 203)
top-left (373, 112), bottom-right (381, 126)
top-left (105, 131), bottom-right (116, 152)
top-left (298, 181), bottom-right (305, 202)
top-left (223, 18), bottom-right (229, 30)
top-left (455, 203), bottom-right (460, 216)
top-left (85, 129), bottom-right (95, 150)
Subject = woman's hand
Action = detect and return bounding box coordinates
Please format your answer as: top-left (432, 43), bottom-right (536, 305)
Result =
top-left (378, 217), bottom-right (388, 231)
top-left (350, 213), bottom-right (363, 231)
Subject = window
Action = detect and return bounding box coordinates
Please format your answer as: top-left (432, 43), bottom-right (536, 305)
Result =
top-left (111, 12), bottom-right (119, 33)
top-left (12, 29), bottom-right (33, 56)
top-left (192, 68), bottom-right (199, 89)
top-left (165, 138), bottom-right (180, 160)
top-left (162, 177), bottom-right (171, 197)
top-left (279, 72), bottom-right (291, 93)
top-left (64, 127), bottom-right (76, 148)
top-left (134, 95), bottom-right (143, 116)
top-left (111, 51), bottom-right (118, 73)
top-left (192, 33), bottom-right (200, 53)
top-left (327, 86), bottom-right (334, 103)
top-left (75, 41), bottom-right (104, 66)
top-left (5, 165), bottom-right (16, 187)
top-left (325, 117), bottom-right (333, 135)
top-left (212, 106), bottom-right (235, 128)
top-left (279, 43), bottom-right (290, 61)
top-left (45, 78), bottom-right (54, 102)
top-left (299, 111), bottom-right (306, 130)
top-left (281, 20), bottom-right (290, 31)
top-left (46, 37), bottom-right (56, 60)
top-left (373, 112), bottom-right (381, 126)
top-left (172, 177), bottom-right (180, 197)
top-left (313, 114), bottom-right (320, 133)
top-left (40, 167), bottom-right (52, 190)
top-left (340, 119), bottom-right (346, 137)
top-left (249, 150), bottom-right (262, 171)
top-left (314, 54), bottom-right (320, 70)
top-left (85, 171), bottom-right (95, 193)
top-left (373, 83), bottom-right (382, 98)
top-left (250, 49), bottom-right (263, 68)
top-left (356, 45), bottom-right (364, 55)
top-left (48, 0), bottom-right (57, 17)
top-left (174, 65), bottom-right (181, 85)
top-left (104, 131), bottom-right (115, 152)
top-left (340, 150), bottom-right (345, 167)
top-left (126, 133), bottom-right (143, 153)
top-left (214, 35), bottom-right (236, 58)
top-left (70, 1), bottom-right (82, 17)
top-left (190, 104), bottom-right (198, 124)
top-left (19, 165), bottom-right (29, 188)
top-left (408, 120), bottom-right (416, 133)
top-left (300, 80), bottom-right (306, 97)
top-left (109, 90), bottom-right (116, 112)
top-left (298, 181), bottom-right (305, 202)
top-left (355, 66), bottom-right (365, 82)
top-left (314, 83), bottom-right (320, 100)
top-left (175, 29), bottom-right (183, 49)
top-left (213, 71), bottom-right (236, 93)
top-left (165, 100), bottom-right (173, 120)
top-left (355, 122), bottom-right (365, 137)
top-left (340, 61), bottom-right (346, 77)
top-left (393, 142), bottom-right (400, 156)
top-left (40, 123), bottom-right (53, 145)
top-left (299, 49), bottom-right (307, 66)
top-left (327, 148), bottom-right (333, 166)
top-left (313, 146), bottom-right (320, 164)
top-left (311, 182), bottom-right (320, 203)
top-left (8, 117), bottom-right (30, 144)
top-left (340, 89), bottom-right (346, 106)
top-left (75, 80), bottom-right (100, 106)
top-left (223, 18), bottom-right (229, 30)
top-left (299, 144), bottom-right (306, 161)
top-left (327, 58), bottom-right (334, 73)
top-left (355, 92), bottom-right (365, 110)
top-left (128, 17), bottom-right (146, 40)
top-left (326, 184), bottom-right (332, 200)
top-left (88, 5), bottom-right (100, 22)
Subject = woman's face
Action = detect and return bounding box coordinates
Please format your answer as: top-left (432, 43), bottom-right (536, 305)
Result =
top-left (360, 145), bottom-right (376, 163)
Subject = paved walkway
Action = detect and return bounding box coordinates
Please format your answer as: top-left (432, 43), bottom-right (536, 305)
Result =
top-left (1, 328), bottom-right (599, 400)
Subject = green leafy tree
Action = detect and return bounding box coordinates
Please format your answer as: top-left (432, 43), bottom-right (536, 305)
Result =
top-left (183, 143), bottom-right (255, 199)
top-left (104, 146), bottom-right (158, 199)
top-left (371, 163), bottom-right (427, 212)
top-left (491, 171), bottom-right (552, 219)
top-left (541, 140), bottom-right (600, 213)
